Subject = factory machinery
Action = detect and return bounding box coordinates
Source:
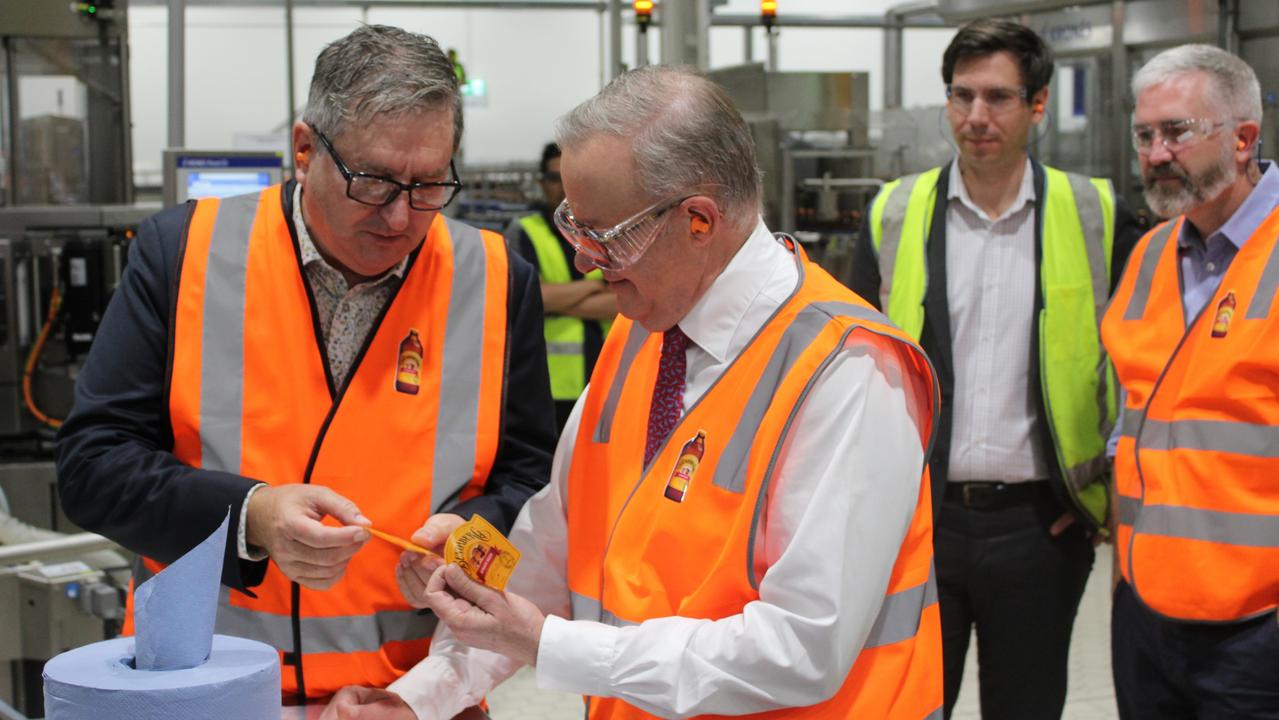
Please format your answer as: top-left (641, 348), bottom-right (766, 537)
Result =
top-left (0, 1), bottom-right (139, 716)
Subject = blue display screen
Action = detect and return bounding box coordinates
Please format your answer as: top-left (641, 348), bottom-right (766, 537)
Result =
top-left (186, 171), bottom-right (274, 200)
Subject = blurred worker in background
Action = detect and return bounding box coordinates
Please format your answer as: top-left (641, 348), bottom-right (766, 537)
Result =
top-left (56, 24), bottom-right (554, 702)
top-left (326, 64), bottom-right (944, 720)
top-left (851, 18), bottom-right (1141, 720)
top-left (506, 142), bottom-right (617, 432)
top-left (1104, 43), bottom-right (1279, 719)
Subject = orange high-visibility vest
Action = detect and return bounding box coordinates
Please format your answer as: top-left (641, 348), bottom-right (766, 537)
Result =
top-left (566, 241), bottom-right (942, 719)
top-left (125, 186), bottom-right (510, 699)
top-left (1102, 210), bottom-right (1279, 623)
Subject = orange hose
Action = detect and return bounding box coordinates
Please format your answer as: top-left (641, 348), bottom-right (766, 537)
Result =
top-left (23, 285), bottom-right (63, 429)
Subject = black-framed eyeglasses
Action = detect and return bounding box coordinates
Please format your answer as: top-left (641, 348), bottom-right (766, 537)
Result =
top-left (309, 124), bottom-right (463, 211)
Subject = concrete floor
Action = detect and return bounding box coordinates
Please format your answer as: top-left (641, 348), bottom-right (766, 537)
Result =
top-left (488, 565), bottom-right (1119, 720)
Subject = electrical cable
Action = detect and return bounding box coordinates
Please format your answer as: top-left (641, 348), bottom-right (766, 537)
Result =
top-left (22, 285), bottom-right (64, 429)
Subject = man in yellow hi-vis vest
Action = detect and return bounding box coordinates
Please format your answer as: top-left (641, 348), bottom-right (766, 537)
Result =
top-left (850, 19), bottom-right (1141, 720)
top-left (506, 142), bottom-right (617, 431)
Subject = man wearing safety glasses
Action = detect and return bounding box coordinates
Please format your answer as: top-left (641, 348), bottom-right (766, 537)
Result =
top-left (1103, 44), bottom-right (1279, 718)
top-left (57, 25), bottom-right (555, 702)
top-left (851, 18), bottom-right (1141, 720)
top-left (331, 66), bottom-right (945, 719)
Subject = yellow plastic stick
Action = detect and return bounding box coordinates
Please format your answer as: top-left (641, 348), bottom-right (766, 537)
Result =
top-left (367, 527), bottom-right (441, 560)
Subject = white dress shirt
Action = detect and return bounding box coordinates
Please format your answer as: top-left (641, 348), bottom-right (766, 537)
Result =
top-left (389, 219), bottom-right (930, 719)
top-left (944, 158), bottom-right (1050, 483)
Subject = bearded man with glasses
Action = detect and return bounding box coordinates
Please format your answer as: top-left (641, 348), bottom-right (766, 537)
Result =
top-left (330, 65), bottom-right (944, 720)
top-left (1103, 44), bottom-right (1279, 719)
top-left (851, 18), bottom-right (1142, 720)
top-left (56, 25), bottom-right (555, 704)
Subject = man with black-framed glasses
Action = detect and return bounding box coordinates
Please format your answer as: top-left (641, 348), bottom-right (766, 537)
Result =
top-left (852, 18), bottom-right (1142, 720)
top-left (1103, 44), bottom-right (1279, 719)
top-left (56, 24), bottom-right (555, 704)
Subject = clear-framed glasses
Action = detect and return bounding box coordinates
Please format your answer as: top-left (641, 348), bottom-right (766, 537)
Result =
top-left (1131, 118), bottom-right (1227, 155)
top-left (310, 124), bottom-right (463, 211)
top-left (553, 194), bottom-right (689, 271)
top-left (945, 84), bottom-right (1029, 115)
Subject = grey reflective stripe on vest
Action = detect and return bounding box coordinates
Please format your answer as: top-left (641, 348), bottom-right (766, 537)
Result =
top-left (1246, 234), bottom-right (1279, 319)
top-left (712, 301), bottom-right (891, 493)
top-left (924, 706), bottom-right (945, 720)
top-left (1117, 493), bottom-right (1279, 548)
top-left (863, 567), bottom-right (938, 649)
top-left (214, 588), bottom-right (439, 654)
top-left (877, 175), bottom-right (920, 306)
top-left (1119, 409), bottom-right (1141, 438)
top-left (1134, 417), bottom-right (1279, 458)
top-left (200, 193), bottom-right (258, 474)
top-left (570, 590), bottom-right (600, 622)
top-left (1116, 493), bottom-right (1139, 526)
top-left (1064, 173), bottom-right (1110, 326)
top-left (569, 591), bottom-right (638, 628)
top-left (433, 219), bottom-right (491, 511)
top-left (747, 315), bottom-right (935, 590)
top-left (569, 570), bottom-right (939, 643)
top-left (1123, 222), bottom-right (1177, 321)
top-left (546, 341), bottom-right (585, 356)
top-left (593, 327), bottom-right (650, 444)
top-left (1060, 173), bottom-right (1115, 468)
top-left (1062, 455), bottom-right (1111, 492)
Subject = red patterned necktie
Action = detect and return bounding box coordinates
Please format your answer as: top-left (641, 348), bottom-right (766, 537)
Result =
top-left (645, 326), bottom-right (690, 467)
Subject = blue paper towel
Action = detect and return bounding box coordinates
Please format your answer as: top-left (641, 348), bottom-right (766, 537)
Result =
top-left (43, 634), bottom-right (280, 720)
top-left (43, 509), bottom-right (282, 718)
top-left (134, 511), bottom-right (228, 670)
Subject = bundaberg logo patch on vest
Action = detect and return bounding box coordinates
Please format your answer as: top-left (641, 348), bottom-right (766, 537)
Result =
top-left (664, 430), bottom-right (707, 503)
top-left (1211, 291), bottom-right (1236, 338)
top-left (396, 329), bottom-right (423, 394)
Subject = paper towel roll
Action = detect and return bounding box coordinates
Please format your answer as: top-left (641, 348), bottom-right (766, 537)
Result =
top-left (43, 634), bottom-right (281, 720)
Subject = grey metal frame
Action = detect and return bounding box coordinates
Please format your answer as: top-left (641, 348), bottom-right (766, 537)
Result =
top-left (0, 2), bottom-right (132, 206)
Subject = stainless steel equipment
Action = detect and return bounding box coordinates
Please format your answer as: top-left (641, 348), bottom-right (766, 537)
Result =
top-left (0, 461), bottom-right (127, 715)
top-left (1, 555), bottom-right (125, 717)
top-left (937, 0), bottom-right (1111, 22)
top-left (454, 161), bottom-right (542, 233)
top-left (0, 205), bottom-right (151, 440)
top-left (874, 105), bottom-right (956, 182)
top-left (929, 0), bottom-right (1279, 217)
top-left (709, 64), bottom-right (873, 286)
top-left (0, 0), bottom-right (133, 206)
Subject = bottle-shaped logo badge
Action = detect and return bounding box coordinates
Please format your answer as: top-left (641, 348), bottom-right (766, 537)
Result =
top-left (664, 430), bottom-right (706, 503)
top-left (1211, 291), bottom-right (1236, 338)
top-left (396, 329), bottom-right (424, 395)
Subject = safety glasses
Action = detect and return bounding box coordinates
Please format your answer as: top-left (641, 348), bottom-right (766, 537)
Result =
top-left (553, 194), bottom-right (689, 271)
top-left (945, 84), bottom-right (1029, 115)
top-left (1131, 118), bottom-right (1227, 155)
